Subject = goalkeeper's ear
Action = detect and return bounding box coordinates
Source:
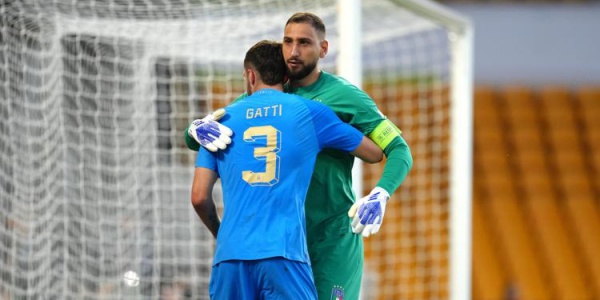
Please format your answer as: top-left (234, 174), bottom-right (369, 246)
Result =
top-left (184, 127), bottom-right (201, 151)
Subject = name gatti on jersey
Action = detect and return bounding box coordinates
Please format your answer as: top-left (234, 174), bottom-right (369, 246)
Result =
top-left (246, 104), bottom-right (283, 119)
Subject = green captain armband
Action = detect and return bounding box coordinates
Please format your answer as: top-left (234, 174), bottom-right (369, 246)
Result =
top-left (368, 119), bottom-right (402, 150)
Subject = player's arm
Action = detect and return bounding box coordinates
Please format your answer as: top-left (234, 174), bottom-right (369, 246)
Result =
top-left (191, 145), bottom-right (222, 238)
top-left (337, 92), bottom-right (413, 195)
top-left (368, 119), bottom-right (413, 194)
top-left (305, 99), bottom-right (383, 163)
top-left (349, 119), bottom-right (413, 237)
top-left (336, 87), bottom-right (413, 237)
top-left (191, 167), bottom-right (220, 238)
top-left (350, 136), bottom-right (383, 164)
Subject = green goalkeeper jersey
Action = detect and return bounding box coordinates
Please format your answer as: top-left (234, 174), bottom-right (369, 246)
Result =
top-left (285, 71), bottom-right (412, 245)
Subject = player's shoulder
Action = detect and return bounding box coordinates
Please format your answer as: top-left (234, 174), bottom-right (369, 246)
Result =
top-left (321, 71), bottom-right (358, 89)
top-left (222, 99), bottom-right (244, 112)
top-left (220, 93), bottom-right (248, 115)
top-left (298, 98), bottom-right (340, 124)
top-left (289, 93), bottom-right (326, 110)
top-left (216, 98), bottom-right (249, 124)
top-left (321, 71), bottom-right (370, 97)
top-left (232, 92), bottom-right (248, 103)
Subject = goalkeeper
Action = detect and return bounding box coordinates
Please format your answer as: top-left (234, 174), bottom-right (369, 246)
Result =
top-left (187, 13), bottom-right (413, 300)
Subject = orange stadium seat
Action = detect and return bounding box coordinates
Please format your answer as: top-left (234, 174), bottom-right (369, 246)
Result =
top-left (520, 173), bottom-right (590, 300)
top-left (471, 194), bottom-right (507, 300)
top-left (475, 127), bottom-right (508, 153)
top-left (576, 87), bottom-right (600, 129)
top-left (510, 126), bottom-right (545, 153)
top-left (520, 172), bottom-right (553, 197)
top-left (514, 150), bottom-right (548, 174)
top-left (584, 127), bottom-right (600, 149)
top-left (502, 86), bottom-right (538, 124)
top-left (554, 151), bottom-right (587, 174)
top-left (478, 170), bottom-right (551, 299)
top-left (546, 128), bottom-right (582, 152)
top-left (559, 171), bottom-right (600, 297)
top-left (474, 87), bottom-right (503, 131)
top-left (590, 150), bottom-right (600, 175)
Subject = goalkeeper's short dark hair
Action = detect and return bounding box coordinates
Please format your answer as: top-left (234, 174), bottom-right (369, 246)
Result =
top-left (243, 40), bottom-right (286, 86)
top-left (286, 12), bottom-right (326, 39)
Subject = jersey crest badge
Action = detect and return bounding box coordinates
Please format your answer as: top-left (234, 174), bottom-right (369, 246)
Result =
top-left (331, 285), bottom-right (344, 300)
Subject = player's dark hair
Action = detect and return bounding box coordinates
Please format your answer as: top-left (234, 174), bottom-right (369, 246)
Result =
top-left (286, 12), bottom-right (326, 38)
top-left (244, 40), bottom-right (286, 86)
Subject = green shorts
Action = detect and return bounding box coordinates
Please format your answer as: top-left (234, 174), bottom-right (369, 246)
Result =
top-left (308, 231), bottom-right (363, 300)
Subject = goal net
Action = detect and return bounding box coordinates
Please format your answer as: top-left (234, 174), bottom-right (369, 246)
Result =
top-left (0, 0), bottom-right (472, 299)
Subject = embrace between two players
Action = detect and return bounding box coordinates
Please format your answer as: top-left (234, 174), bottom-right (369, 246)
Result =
top-left (189, 12), bottom-right (413, 300)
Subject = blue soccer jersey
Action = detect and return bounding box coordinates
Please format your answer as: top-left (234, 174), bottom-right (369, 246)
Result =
top-left (195, 88), bottom-right (364, 265)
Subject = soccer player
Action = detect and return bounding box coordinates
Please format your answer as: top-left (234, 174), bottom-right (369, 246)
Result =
top-left (191, 40), bottom-right (383, 299)
top-left (187, 13), bottom-right (413, 300)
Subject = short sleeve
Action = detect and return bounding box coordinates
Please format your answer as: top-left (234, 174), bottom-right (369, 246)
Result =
top-left (195, 147), bottom-right (218, 172)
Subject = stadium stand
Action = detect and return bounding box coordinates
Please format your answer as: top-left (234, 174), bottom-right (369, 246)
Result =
top-left (472, 85), bottom-right (600, 299)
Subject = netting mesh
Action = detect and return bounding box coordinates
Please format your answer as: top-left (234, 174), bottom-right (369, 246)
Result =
top-left (0, 1), bottom-right (456, 299)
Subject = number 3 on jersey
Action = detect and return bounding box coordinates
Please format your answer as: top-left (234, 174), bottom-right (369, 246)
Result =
top-left (242, 125), bottom-right (281, 186)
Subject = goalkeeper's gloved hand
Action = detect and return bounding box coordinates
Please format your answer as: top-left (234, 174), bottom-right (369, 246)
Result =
top-left (348, 187), bottom-right (390, 238)
top-left (187, 108), bottom-right (233, 152)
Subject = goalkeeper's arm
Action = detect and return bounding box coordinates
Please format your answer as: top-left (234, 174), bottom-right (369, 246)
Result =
top-left (348, 120), bottom-right (413, 237)
top-left (369, 119), bottom-right (413, 194)
top-left (375, 134), bottom-right (413, 194)
top-left (186, 108), bottom-right (232, 152)
top-left (185, 127), bottom-right (201, 151)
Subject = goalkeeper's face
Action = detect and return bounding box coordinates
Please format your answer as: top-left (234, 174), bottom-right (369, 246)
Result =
top-left (282, 22), bottom-right (324, 81)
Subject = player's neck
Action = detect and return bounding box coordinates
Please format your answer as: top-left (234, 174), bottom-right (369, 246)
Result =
top-left (252, 83), bottom-right (284, 93)
top-left (289, 69), bottom-right (321, 88)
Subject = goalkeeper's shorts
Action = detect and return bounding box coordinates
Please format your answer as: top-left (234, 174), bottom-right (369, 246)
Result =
top-left (209, 257), bottom-right (317, 300)
top-left (309, 231), bottom-right (363, 300)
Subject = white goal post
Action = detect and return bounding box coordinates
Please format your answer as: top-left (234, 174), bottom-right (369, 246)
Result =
top-left (340, 1), bottom-right (473, 299)
top-left (0, 0), bottom-right (472, 299)
top-left (391, 2), bottom-right (474, 300)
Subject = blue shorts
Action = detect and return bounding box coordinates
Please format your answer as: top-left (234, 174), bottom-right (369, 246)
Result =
top-left (209, 257), bottom-right (317, 300)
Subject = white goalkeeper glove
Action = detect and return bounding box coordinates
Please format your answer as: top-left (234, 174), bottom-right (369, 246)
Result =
top-left (348, 187), bottom-right (390, 238)
top-left (188, 108), bottom-right (233, 152)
